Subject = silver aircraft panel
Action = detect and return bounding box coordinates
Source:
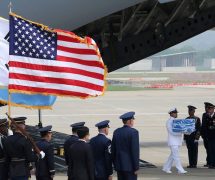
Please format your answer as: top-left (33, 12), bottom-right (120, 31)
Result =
top-left (0, 0), bottom-right (145, 30)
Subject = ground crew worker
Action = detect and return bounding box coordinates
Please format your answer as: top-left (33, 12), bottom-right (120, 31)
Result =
top-left (184, 105), bottom-right (201, 168)
top-left (201, 102), bottom-right (212, 167)
top-left (68, 126), bottom-right (94, 180)
top-left (163, 108), bottom-right (187, 174)
top-left (64, 122), bottom-right (85, 179)
top-left (0, 118), bottom-right (9, 180)
top-left (205, 103), bottom-right (215, 169)
top-left (112, 111), bottom-right (139, 180)
top-left (36, 125), bottom-right (55, 180)
top-left (90, 120), bottom-right (113, 180)
top-left (4, 117), bottom-right (45, 180)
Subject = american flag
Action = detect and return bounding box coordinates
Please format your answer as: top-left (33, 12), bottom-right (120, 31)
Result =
top-left (9, 14), bottom-right (106, 98)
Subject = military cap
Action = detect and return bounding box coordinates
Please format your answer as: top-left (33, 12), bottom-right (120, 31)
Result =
top-left (38, 125), bottom-right (52, 133)
top-left (168, 108), bottom-right (178, 114)
top-left (188, 105), bottom-right (197, 111)
top-left (13, 117), bottom-right (27, 124)
top-left (0, 118), bottom-right (7, 126)
top-left (70, 122), bottom-right (85, 128)
top-left (95, 120), bottom-right (110, 129)
top-left (204, 102), bottom-right (214, 108)
top-left (119, 111), bottom-right (135, 121)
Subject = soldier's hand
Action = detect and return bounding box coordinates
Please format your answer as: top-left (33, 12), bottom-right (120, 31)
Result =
top-left (39, 151), bottom-right (45, 159)
top-left (108, 176), bottom-right (113, 180)
top-left (134, 170), bottom-right (138, 175)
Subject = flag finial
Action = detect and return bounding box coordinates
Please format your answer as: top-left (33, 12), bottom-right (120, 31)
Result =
top-left (9, 2), bottom-right (12, 13)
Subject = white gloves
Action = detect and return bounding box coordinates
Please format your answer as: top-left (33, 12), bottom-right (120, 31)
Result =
top-left (8, 129), bottom-right (13, 136)
top-left (40, 151), bottom-right (45, 159)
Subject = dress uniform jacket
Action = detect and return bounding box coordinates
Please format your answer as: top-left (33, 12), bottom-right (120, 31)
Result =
top-left (90, 134), bottom-right (113, 179)
top-left (0, 135), bottom-right (9, 180)
top-left (184, 116), bottom-right (201, 141)
top-left (201, 112), bottom-right (210, 165)
top-left (184, 116), bottom-right (201, 167)
top-left (206, 113), bottom-right (215, 140)
top-left (36, 139), bottom-right (55, 180)
top-left (201, 113), bottom-right (209, 140)
top-left (64, 135), bottom-right (79, 178)
top-left (68, 140), bottom-right (94, 180)
top-left (111, 125), bottom-right (139, 172)
top-left (166, 117), bottom-right (183, 146)
top-left (206, 113), bottom-right (215, 167)
top-left (64, 135), bottom-right (79, 165)
top-left (4, 132), bottom-right (39, 178)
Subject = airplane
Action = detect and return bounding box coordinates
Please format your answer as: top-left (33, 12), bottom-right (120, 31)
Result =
top-left (1, 0), bottom-right (215, 72)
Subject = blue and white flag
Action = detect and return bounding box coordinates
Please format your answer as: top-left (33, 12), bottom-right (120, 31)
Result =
top-left (0, 88), bottom-right (56, 108)
top-left (0, 17), bottom-right (56, 109)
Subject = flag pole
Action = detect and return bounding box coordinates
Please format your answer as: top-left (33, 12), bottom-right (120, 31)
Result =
top-left (8, 92), bottom-right (11, 117)
top-left (38, 109), bottom-right (43, 128)
top-left (8, 92), bottom-right (12, 131)
top-left (7, 2), bottom-right (12, 128)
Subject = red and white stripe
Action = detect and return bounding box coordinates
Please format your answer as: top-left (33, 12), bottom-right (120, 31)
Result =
top-left (9, 31), bottom-right (106, 98)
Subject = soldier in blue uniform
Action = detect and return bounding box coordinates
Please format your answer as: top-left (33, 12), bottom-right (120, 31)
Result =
top-left (205, 103), bottom-right (215, 168)
top-left (36, 125), bottom-right (55, 180)
top-left (201, 102), bottom-right (212, 167)
top-left (111, 112), bottom-right (139, 180)
top-left (90, 120), bottom-right (113, 180)
top-left (0, 118), bottom-right (9, 180)
top-left (4, 117), bottom-right (45, 180)
top-left (64, 122), bottom-right (85, 179)
top-left (184, 105), bottom-right (201, 168)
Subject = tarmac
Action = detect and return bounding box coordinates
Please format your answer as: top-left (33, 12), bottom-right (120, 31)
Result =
top-left (1, 86), bottom-right (215, 179)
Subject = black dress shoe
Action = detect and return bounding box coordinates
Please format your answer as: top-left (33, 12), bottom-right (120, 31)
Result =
top-left (204, 164), bottom-right (209, 167)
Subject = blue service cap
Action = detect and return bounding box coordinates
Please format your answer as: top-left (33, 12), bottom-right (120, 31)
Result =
top-left (12, 117), bottom-right (27, 124)
top-left (38, 125), bottom-right (52, 133)
top-left (119, 111), bottom-right (135, 121)
top-left (70, 122), bottom-right (85, 128)
top-left (0, 118), bottom-right (7, 126)
top-left (95, 120), bottom-right (110, 129)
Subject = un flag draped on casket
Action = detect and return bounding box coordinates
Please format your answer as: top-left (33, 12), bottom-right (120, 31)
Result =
top-left (172, 119), bottom-right (196, 134)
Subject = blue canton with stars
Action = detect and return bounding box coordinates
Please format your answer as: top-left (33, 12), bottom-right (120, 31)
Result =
top-left (10, 15), bottom-right (57, 60)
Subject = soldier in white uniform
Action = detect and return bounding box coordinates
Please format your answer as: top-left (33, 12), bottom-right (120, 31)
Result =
top-left (162, 108), bottom-right (187, 174)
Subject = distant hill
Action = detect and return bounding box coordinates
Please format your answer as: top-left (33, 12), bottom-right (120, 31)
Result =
top-left (169, 30), bottom-right (215, 51)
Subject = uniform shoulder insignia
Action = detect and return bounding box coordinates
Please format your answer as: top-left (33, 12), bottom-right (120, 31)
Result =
top-left (108, 144), bottom-right (111, 154)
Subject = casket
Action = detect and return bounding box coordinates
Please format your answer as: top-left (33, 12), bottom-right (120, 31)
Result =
top-left (172, 119), bottom-right (195, 133)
